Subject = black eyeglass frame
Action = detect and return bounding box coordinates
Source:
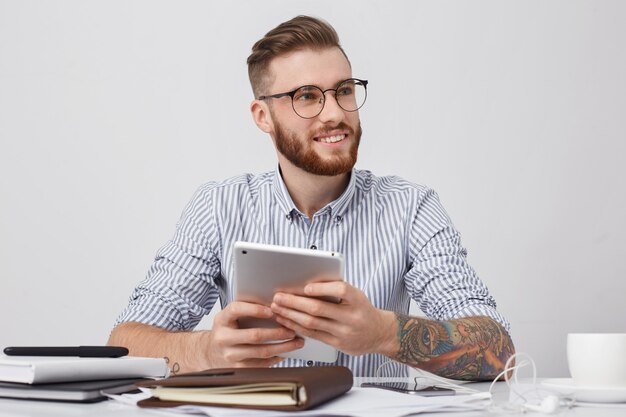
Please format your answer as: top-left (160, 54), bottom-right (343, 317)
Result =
top-left (257, 78), bottom-right (369, 119)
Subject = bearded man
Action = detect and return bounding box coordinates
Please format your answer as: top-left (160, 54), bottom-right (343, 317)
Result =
top-left (109, 15), bottom-right (514, 380)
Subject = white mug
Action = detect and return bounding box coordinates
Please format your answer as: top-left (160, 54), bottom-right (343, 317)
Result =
top-left (567, 333), bottom-right (626, 386)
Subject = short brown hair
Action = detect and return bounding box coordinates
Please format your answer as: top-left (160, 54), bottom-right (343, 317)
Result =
top-left (247, 15), bottom-right (350, 97)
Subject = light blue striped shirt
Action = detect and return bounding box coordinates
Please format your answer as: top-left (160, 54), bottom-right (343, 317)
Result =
top-left (115, 167), bottom-right (509, 377)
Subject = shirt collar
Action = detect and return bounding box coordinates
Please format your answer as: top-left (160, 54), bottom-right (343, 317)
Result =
top-left (272, 165), bottom-right (357, 219)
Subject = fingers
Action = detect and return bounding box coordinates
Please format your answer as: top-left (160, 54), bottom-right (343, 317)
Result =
top-left (275, 315), bottom-right (337, 345)
top-left (209, 285), bottom-right (364, 367)
top-left (272, 292), bottom-right (342, 320)
top-left (303, 281), bottom-right (353, 301)
top-left (222, 326), bottom-right (297, 346)
top-left (221, 338), bottom-right (305, 364)
top-left (209, 302), bottom-right (307, 367)
top-left (214, 301), bottom-right (273, 327)
top-left (271, 300), bottom-right (338, 335)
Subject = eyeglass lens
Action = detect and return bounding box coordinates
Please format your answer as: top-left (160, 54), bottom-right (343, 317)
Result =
top-left (292, 79), bottom-right (367, 118)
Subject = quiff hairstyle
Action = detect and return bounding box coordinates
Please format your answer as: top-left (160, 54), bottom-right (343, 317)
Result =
top-left (247, 15), bottom-right (350, 98)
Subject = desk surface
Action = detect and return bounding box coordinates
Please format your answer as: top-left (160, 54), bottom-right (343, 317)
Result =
top-left (1, 379), bottom-right (625, 416)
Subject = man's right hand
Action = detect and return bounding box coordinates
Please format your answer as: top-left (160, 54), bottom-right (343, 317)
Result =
top-left (108, 302), bottom-right (304, 373)
top-left (200, 301), bottom-right (305, 368)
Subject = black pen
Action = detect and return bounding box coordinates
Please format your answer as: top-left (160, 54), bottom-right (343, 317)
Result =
top-left (3, 346), bottom-right (129, 358)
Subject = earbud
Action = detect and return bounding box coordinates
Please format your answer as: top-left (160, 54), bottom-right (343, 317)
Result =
top-left (522, 395), bottom-right (560, 414)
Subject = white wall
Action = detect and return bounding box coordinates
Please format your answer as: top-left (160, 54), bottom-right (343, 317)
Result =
top-left (1, 0), bottom-right (624, 377)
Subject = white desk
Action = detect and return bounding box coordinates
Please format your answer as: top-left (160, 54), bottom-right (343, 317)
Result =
top-left (1, 380), bottom-right (625, 417)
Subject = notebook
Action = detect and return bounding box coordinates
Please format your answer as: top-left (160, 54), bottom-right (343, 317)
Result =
top-left (0, 378), bottom-right (144, 403)
top-left (136, 366), bottom-right (353, 411)
top-left (0, 355), bottom-right (168, 384)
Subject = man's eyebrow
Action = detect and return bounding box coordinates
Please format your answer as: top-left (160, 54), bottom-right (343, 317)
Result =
top-left (290, 78), bottom-right (353, 91)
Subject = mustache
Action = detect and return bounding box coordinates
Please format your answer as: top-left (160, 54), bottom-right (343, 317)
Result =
top-left (312, 122), bottom-right (354, 137)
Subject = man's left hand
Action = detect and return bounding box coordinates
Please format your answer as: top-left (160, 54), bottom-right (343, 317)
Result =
top-left (270, 281), bottom-right (397, 356)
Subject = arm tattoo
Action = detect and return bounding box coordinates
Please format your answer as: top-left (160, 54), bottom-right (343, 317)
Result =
top-left (394, 314), bottom-right (515, 381)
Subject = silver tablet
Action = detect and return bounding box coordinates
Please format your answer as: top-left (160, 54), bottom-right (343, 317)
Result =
top-left (233, 241), bottom-right (344, 363)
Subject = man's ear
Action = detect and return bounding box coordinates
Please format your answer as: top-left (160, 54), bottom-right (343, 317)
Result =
top-left (250, 100), bottom-right (273, 134)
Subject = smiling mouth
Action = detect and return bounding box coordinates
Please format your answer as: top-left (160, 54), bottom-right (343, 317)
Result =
top-left (315, 134), bottom-right (346, 144)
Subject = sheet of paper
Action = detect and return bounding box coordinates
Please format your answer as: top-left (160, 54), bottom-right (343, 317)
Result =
top-left (107, 387), bottom-right (491, 417)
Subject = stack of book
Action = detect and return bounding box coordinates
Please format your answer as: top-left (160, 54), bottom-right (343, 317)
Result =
top-left (0, 349), bottom-right (168, 402)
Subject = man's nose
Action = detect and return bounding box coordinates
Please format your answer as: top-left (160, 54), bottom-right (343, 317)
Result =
top-left (318, 91), bottom-right (344, 124)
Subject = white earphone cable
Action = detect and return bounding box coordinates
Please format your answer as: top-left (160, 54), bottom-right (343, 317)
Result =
top-left (375, 352), bottom-right (573, 414)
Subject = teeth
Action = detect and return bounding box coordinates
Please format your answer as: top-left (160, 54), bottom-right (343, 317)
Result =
top-left (318, 135), bottom-right (345, 144)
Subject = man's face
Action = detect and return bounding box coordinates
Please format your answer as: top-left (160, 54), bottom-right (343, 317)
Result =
top-left (264, 47), bottom-right (362, 176)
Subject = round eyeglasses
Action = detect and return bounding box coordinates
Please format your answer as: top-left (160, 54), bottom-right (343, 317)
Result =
top-left (258, 78), bottom-right (368, 119)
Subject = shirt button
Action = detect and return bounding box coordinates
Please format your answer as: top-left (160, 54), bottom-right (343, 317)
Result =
top-left (310, 245), bottom-right (317, 250)
top-left (306, 360), bottom-right (314, 366)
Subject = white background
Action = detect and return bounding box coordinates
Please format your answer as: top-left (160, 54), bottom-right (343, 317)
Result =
top-left (1, 0), bottom-right (625, 377)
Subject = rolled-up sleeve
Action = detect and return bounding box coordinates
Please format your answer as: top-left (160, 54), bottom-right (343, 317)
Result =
top-left (403, 188), bottom-right (510, 332)
top-left (114, 184), bottom-right (222, 331)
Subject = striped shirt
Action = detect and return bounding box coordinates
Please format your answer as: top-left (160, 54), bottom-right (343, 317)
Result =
top-left (115, 167), bottom-right (509, 377)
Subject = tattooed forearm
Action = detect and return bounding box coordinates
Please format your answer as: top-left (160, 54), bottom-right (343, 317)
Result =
top-left (394, 314), bottom-right (514, 381)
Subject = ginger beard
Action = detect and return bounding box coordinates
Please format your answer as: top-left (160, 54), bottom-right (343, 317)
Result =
top-left (273, 119), bottom-right (362, 176)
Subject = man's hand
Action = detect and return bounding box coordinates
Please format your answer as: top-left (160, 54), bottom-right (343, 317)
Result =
top-left (204, 301), bottom-right (305, 368)
top-left (108, 302), bottom-right (304, 373)
top-left (270, 281), bottom-right (397, 356)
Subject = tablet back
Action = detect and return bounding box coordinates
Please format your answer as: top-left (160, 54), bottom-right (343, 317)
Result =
top-left (233, 241), bottom-right (344, 363)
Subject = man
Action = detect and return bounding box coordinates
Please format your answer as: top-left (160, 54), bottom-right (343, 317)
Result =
top-left (109, 15), bottom-right (514, 379)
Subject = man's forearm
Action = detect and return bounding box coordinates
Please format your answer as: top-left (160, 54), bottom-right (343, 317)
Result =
top-left (107, 322), bottom-right (210, 373)
top-left (389, 314), bottom-right (514, 381)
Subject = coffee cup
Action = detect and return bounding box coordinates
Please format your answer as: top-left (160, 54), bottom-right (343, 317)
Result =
top-left (567, 333), bottom-right (626, 386)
